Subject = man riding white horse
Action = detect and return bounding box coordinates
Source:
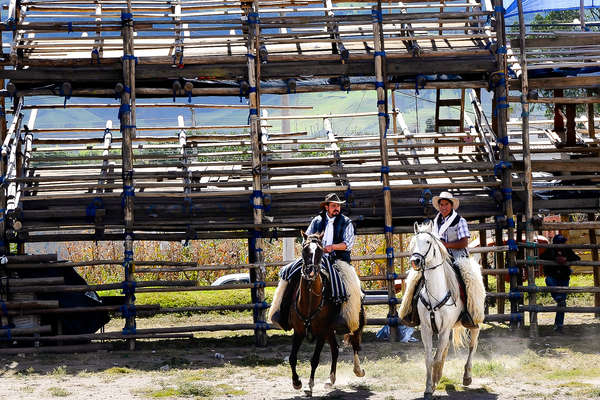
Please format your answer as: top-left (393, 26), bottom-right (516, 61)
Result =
top-left (269, 193), bottom-right (363, 334)
top-left (401, 191), bottom-right (478, 328)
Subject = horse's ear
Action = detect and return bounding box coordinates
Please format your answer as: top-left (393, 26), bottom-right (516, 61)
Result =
top-left (424, 220), bottom-right (433, 232)
top-left (413, 221), bottom-right (419, 233)
top-left (316, 231), bottom-right (324, 241)
top-left (301, 230), bottom-right (307, 241)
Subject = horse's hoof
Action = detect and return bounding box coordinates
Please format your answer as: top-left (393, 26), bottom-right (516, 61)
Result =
top-left (329, 373), bottom-right (336, 385)
top-left (293, 381), bottom-right (302, 390)
top-left (424, 392), bottom-right (433, 400)
top-left (463, 376), bottom-right (472, 386)
top-left (354, 368), bottom-right (365, 377)
top-left (303, 390), bottom-right (312, 397)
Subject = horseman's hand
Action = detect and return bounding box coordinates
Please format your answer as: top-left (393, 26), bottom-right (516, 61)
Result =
top-left (324, 245), bottom-right (333, 253)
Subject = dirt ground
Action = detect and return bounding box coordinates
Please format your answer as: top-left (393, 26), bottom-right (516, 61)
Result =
top-left (1, 313), bottom-right (600, 400)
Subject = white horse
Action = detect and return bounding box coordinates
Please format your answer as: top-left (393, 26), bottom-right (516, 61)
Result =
top-left (407, 221), bottom-right (485, 400)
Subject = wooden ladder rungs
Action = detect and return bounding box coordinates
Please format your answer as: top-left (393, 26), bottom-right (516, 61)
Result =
top-left (437, 119), bottom-right (463, 127)
top-left (437, 98), bottom-right (462, 107)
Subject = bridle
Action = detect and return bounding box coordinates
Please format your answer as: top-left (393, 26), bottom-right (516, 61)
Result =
top-left (412, 230), bottom-right (455, 334)
top-left (295, 235), bottom-right (326, 339)
top-left (411, 231), bottom-right (444, 272)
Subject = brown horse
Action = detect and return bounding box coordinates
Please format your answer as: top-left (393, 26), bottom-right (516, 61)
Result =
top-left (288, 231), bottom-right (365, 395)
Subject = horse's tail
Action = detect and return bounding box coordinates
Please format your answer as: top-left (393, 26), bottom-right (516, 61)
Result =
top-left (452, 325), bottom-right (469, 349)
top-left (344, 304), bottom-right (365, 348)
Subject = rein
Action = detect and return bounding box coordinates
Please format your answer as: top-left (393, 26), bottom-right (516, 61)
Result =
top-left (413, 230), bottom-right (455, 335)
top-left (294, 272), bottom-right (325, 340)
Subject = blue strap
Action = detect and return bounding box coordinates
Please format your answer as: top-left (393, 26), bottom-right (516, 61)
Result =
top-left (91, 48), bottom-right (100, 64)
top-left (246, 53), bottom-right (255, 60)
top-left (67, 22), bottom-right (73, 33)
top-left (371, 9), bottom-right (383, 23)
top-left (386, 316), bottom-right (399, 327)
top-left (498, 136), bottom-right (509, 146)
top-left (380, 166), bottom-right (390, 182)
top-left (524, 241), bottom-right (537, 248)
top-left (121, 280), bottom-right (137, 296)
top-left (377, 100), bottom-right (386, 106)
top-left (494, 6), bottom-right (505, 13)
top-left (121, 185), bottom-right (135, 209)
top-left (415, 74), bottom-right (426, 95)
top-left (495, 46), bottom-right (507, 54)
top-left (118, 104), bottom-right (131, 119)
top-left (253, 281), bottom-right (266, 289)
top-left (508, 291), bottom-right (522, 300)
top-left (386, 272), bottom-right (398, 280)
top-left (506, 217), bottom-right (515, 228)
top-left (382, 186), bottom-right (391, 191)
top-left (1, 326), bottom-right (11, 340)
top-left (378, 112), bottom-right (389, 134)
top-left (120, 125), bottom-right (136, 132)
top-left (494, 161), bottom-right (512, 177)
top-left (375, 81), bottom-right (385, 89)
top-left (386, 247), bottom-right (394, 259)
top-left (510, 313), bottom-right (522, 323)
top-left (122, 54), bottom-right (138, 64)
top-left (507, 239), bottom-right (518, 252)
top-left (374, 51), bottom-right (386, 58)
top-left (285, 78), bottom-right (295, 94)
top-left (247, 12), bottom-right (260, 25)
top-left (121, 11), bottom-right (133, 21)
top-left (388, 297), bottom-right (400, 305)
top-left (502, 188), bottom-right (512, 200)
top-left (122, 326), bottom-right (137, 335)
top-left (521, 111), bottom-right (529, 118)
top-left (253, 301), bottom-right (269, 311)
top-left (384, 226), bottom-right (394, 234)
top-left (248, 107), bottom-right (258, 124)
top-left (508, 266), bottom-right (519, 275)
top-left (119, 304), bottom-right (136, 318)
top-left (254, 321), bottom-right (269, 330)
top-left (344, 187), bottom-right (354, 207)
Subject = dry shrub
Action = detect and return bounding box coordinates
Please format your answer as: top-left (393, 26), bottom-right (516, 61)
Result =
top-left (64, 234), bottom-right (401, 286)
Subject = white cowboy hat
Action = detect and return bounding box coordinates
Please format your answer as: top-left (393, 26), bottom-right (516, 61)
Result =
top-left (432, 191), bottom-right (460, 211)
top-left (319, 193), bottom-right (346, 208)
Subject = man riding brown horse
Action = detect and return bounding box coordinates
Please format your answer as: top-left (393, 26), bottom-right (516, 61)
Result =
top-left (270, 193), bottom-right (362, 334)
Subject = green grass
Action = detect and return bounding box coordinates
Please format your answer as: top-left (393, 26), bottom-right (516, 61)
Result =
top-left (98, 287), bottom-right (276, 312)
top-left (105, 367), bottom-right (134, 374)
top-left (472, 360), bottom-right (506, 377)
top-left (49, 365), bottom-right (68, 376)
top-left (48, 387), bottom-right (71, 397)
top-left (145, 381), bottom-right (245, 398)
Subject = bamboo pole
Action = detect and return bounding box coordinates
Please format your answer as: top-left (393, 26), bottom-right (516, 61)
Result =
top-left (517, 0), bottom-right (537, 337)
top-left (373, 3), bottom-right (398, 341)
top-left (120, 2), bottom-right (136, 350)
top-left (245, 0), bottom-right (267, 347)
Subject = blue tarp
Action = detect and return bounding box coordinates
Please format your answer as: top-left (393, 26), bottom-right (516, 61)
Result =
top-left (503, 0), bottom-right (600, 18)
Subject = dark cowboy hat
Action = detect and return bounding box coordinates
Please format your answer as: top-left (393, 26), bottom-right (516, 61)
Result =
top-left (320, 193), bottom-right (346, 208)
top-left (553, 234), bottom-right (567, 244)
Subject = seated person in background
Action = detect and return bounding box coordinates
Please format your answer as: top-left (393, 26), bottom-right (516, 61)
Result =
top-left (539, 234), bottom-right (580, 333)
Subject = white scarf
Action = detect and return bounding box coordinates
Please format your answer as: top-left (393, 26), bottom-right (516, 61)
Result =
top-left (323, 215), bottom-right (335, 246)
top-left (433, 210), bottom-right (459, 239)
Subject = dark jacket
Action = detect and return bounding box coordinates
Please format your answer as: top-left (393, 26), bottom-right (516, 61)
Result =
top-left (311, 211), bottom-right (353, 263)
top-left (540, 247), bottom-right (580, 280)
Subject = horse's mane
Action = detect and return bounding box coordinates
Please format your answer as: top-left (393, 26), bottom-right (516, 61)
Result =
top-left (411, 222), bottom-right (461, 305)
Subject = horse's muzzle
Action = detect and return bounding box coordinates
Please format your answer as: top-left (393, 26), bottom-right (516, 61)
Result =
top-left (302, 264), bottom-right (319, 280)
top-left (410, 255), bottom-right (424, 271)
